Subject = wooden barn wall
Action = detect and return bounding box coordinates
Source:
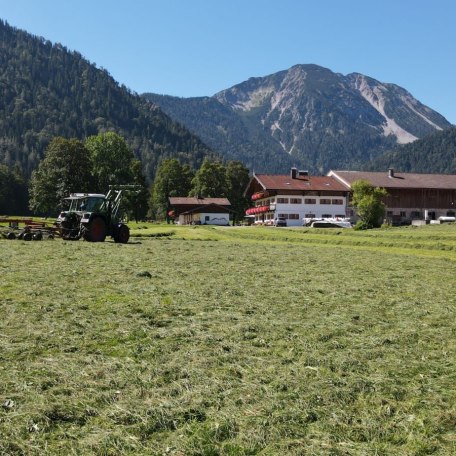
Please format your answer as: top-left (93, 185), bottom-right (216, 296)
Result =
top-left (384, 189), bottom-right (456, 208)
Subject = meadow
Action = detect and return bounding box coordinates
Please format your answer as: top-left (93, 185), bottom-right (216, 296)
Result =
top-left (1, 223), bottom-right (456, 455)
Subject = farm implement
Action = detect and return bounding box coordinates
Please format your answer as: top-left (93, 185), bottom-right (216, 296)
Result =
top-left (0, 217), bottom-right (59, 240)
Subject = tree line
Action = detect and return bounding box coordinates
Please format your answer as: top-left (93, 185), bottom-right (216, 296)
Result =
top-left (150, 158), bottom-right (250, 224)
top-left (1, 132), bottom-right (386, 229)
top-left (28, 132), bottom-right (148, 218)
top-left (0, 165), bottom-right (28, 215)
top-left (1, 131), bottom-right (250, 223)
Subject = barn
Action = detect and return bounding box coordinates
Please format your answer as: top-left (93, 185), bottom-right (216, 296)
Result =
top-left (329, 169), bottom-right (456, 224)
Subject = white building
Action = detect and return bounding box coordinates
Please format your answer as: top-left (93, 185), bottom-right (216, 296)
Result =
top-left (244, 168), bottom-right (351, 226)
top-left (168, 197), bottom-right (232, 225)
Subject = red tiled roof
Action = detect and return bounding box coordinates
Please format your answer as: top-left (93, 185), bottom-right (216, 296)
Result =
top-left (180, 203), bottom-right (234, 215)
top-left (329, 170), bottom-right (456, 190)
top-left (253, 174), bottom-right (350, 192)
top-left (169, 197), bottom-right (231, 206)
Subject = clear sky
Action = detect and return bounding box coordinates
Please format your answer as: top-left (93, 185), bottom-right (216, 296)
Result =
top-left (1, 0), bottom-right (455, 123)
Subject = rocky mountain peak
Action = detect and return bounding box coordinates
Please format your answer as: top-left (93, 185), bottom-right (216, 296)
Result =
top-left (145, 64), bottom-right (452, 174)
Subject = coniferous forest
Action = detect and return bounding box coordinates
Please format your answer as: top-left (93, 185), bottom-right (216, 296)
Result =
top-left (0, 19), bottom-right (216, 184)
top-left (366, 126), bottom-right (456, 174)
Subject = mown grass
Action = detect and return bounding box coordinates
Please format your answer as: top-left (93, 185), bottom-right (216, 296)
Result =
top-left (1, 224), bottom-right (456, 455)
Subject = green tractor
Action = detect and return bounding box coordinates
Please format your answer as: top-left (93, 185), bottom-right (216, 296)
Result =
top-left (56, 185), bottom-right (139, 243)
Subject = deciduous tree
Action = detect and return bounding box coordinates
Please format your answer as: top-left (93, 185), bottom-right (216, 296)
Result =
top-left (85, 132), bottom-right (134, 192)
top-left (150, 158), bottom-right (194, 220)
top-left (225, 160), bottom-right (250, 224)
top-left (351, 179), bottom-right (387, 229)
top-left (127, 159), bottom-right (149, 221)
top-left (28, 137), bottom-right (92, 214)
top-left (189, 159), bottom-right (228, 198)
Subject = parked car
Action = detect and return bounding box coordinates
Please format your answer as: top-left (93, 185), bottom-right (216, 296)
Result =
top-left (274, 216), bottom-right (287, 227)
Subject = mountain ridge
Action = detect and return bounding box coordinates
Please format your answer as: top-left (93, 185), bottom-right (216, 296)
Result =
top-left (144, 64), bottom-right (451, 174)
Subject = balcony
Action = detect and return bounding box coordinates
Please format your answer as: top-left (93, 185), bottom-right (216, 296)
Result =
top-left (246, 205), bottom-right (270, 215)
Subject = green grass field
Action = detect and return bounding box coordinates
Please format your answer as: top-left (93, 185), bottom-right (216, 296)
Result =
top-left (1, 224), bottom-right (456, 455)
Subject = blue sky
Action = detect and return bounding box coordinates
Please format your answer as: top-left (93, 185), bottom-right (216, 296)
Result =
top-left (2, 0), bottom-right (455, 123)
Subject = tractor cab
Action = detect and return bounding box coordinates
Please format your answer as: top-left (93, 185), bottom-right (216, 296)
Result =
top-left (64, 193), bottom-right (106, 213)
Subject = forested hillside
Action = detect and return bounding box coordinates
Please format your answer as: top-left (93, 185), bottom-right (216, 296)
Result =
top-left (368, 126), bottom-right (456, 174)
top-left (142, 94), bottom-right (297, 173)
top-left (0, 20), bottom-right (216, 182)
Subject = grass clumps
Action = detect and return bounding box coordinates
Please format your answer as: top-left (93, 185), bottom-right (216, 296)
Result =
top-left (1, 224), bottom-right (456, 454)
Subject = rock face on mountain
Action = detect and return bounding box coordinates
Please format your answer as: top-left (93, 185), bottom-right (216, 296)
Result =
top-left (145, 64), bottom-right (451, 173)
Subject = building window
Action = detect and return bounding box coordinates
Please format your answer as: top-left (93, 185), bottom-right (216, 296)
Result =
top-left (411, 211), bottom-right (421, 219)
top-left (386, 211), bottom-right (393, 216)
top-left (278, 213), bottom-right (289, 219)
top-left (289, 214), bottom-right (300, 219)
top-left (335, 214), bottom-right (346, 218)
top-left (322, 214), bottom-right (332, 218)
top-left (277, 198), bottom-right (289, 204)
top-left (304, 198), bottom-right (316, 204)
top-left (400, 211), bottom-right (406, 217)
top-left (332, 199), bottom-right (343, 205)
top-left (320, 199), bottom-right (331, 205)
top-left (290, 198), bottom-right (302, 204)
top-left (305, 213), bottom-right (315, 218)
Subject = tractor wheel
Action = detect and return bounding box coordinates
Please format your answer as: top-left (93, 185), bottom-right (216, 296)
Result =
top-left (6, 232), bottom-right (16, 240)
top-left (114, 224), bottom-right (130, 244)
top-left (23, 232), bottom-right (33, 241)
top-left (84, 217), bottom-right (107, 242)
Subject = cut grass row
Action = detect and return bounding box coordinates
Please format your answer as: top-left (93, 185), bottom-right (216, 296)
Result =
top-left (131, 223), bottom-right (456, 260)
top-left (1, 225), bottom-right (455, 454)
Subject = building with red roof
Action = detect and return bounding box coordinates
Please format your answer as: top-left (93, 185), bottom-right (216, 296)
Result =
top-left (329, 169), bottom-right (456, 223)
top-left (168, 197), bottom-right (232, 225)
top-left (244, 168), bottom-right (351, 226)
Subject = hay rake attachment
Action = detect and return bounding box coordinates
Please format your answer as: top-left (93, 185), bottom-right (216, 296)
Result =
top-left (0, 218), bottom-right (59, 241)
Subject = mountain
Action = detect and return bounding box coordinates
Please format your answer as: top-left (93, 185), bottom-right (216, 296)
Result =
top-left (0, 19), bottom-right (217, 182)
top-left (141, 94), bottom-right (297, 174)
top-left (1, 18), bottom-right (452, 180)
top-left (367, 126), bottom-right (456, 174)
top-left (144, 64), bottom-right (452, 174)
